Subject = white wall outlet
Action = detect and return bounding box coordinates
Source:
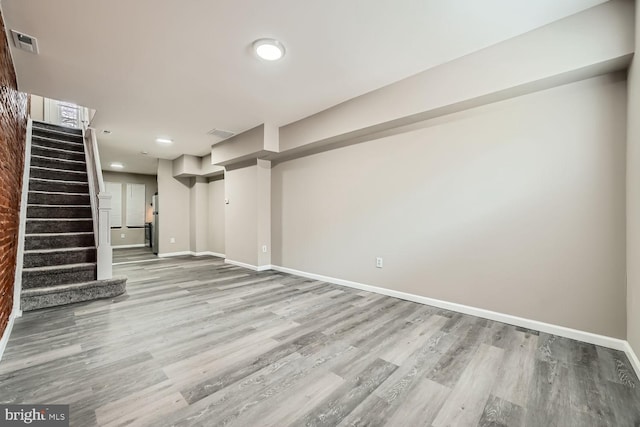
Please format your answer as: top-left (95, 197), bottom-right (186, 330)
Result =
top-left (262, 245), bottom-right (267, 253)
top-left (170, 237), bottom-right (176, 243)
top-left (120, 233), bottom-right (125, 239)
top-left (376, 257), bottom-right (383, 268)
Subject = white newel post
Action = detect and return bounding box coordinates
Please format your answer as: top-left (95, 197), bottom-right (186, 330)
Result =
top-left (97, 192), bottom-right (113, 280)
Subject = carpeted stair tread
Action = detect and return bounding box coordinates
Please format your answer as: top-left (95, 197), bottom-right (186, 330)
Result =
top-left (32, 121), bottom-right (83, 137)
top-left (31, 154), bottom-right (84, 163)
top-left (23, 262), bottom-right (96, 274)
top-left (29, 177), bottom-right (89, 193)
top-left (31, 145), bottom-right (85, 161)
top-left (25, 231), bottom-right (94, 250)
top-left (21, 275), bottom-right (126, 296)
top-left (24, 246), bottom-right (95, 253)
top-left (21, 276), bottom-right (127, 311)
top-left (23, 247), bottom-right (96, 268)
top-left (31, 134), bottom-right (84, 146)
top-left (26, 205), bottom-right (92, 219)
top-left (26, 231), bottom-right (94, 237)
top-left (32, 125), bottom-right (83, 137)
top-left (27, 204), bottom-right (90, 208)
top-left (30, 166), bottom-right (88, 182)
top-left (28, 191), bottom-right (90, 205)
top-left (33, 120), bottom-right (82, 132)
top-left (30, 165), bottom-right (87, 175)
top-left (31, 136), bottom-right (84, 153)
top-left (26, 218), bottom-right (93, 234)
top-left (22, 262), bottom-right (97, 289)
top-left (30, 155), bottom-right (87, 172)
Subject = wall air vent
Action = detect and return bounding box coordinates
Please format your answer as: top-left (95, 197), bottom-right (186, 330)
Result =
top-left (10, 30), bottom-right (39, 54)
top-left (207, 128), bottom-right (235, 140)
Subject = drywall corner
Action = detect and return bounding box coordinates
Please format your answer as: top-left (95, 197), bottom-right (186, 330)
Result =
top-left (626, 0), bottom-right (640, 363)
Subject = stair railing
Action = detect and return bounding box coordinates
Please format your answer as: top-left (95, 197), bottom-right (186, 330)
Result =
top-left (83, 127), bottom-right (112, 280)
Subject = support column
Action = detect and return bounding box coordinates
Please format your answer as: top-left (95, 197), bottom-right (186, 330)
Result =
top-left (224, 159), bottom-right (271, 270)
top-left (257, 159), bottom-right (271, 269)
top-left (190, 177), bottom-right (209, 254)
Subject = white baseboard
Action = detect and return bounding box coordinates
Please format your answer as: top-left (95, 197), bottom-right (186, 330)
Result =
top-left (192, 251), bottom-right (226, 258)
top-left (623, 341), bottom-right (640, 381)
top-left (113, 244), bottom-right (146, 249)
top-left (158, 251), bottom-right (226, 259)
top-left (158, 251), bottom-right (192, 258)
top-left (270, 265), bottom-right (629, 352)
top-left (0, 310), bottom-right (18, 363)
top-left (224, 259), bottom-right (272, 271)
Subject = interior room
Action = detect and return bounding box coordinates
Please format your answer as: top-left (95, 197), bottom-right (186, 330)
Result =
top-left (0, 1), bottom-right (639, 426)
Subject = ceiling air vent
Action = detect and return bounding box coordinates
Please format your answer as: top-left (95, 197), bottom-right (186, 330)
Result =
top-left (11, 30), bottom-right (39, 54)
top-left (207, 128), bottom-right (235, 140)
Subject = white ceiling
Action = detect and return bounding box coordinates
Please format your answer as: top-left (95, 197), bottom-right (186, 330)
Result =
top-left (2, 0), bottom-right (606, 175)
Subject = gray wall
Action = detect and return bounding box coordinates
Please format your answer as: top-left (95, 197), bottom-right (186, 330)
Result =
top-left (225, 164), bottom-right (258, 266)
top-left (156, 159), bottom-right (225, 256)
top-left (157, 159), bottom-right (190, 254)
top-left (272, 74), bottom-right (627, 338)
top-left (627, 2), bottom-right (640, 359)
top-left (208, 177), bottom-right (225, 255)
top-left (102, 171), bottom-right (157, 247)
top-left (190, 177), bottom-right (209, 253)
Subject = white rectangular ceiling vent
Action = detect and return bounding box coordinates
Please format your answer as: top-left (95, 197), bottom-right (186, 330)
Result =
top-left (11, 30), bottom-right (39, 54)
top-left (207, 128), bottom-right (235, 139)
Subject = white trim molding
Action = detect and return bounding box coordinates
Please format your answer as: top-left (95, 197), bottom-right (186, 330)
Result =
top-left (192, 251), bottom-right (226, 258)
top-left (112, 243), bottom-right (146, 249)
top-left (158, 251), bottom-right (226, 259)
top-left (270, 265), bottom-right (630, 353)
top-left (623, 341), bottom-right (640, 381)
top-left (158, 251), bottom-right (192, 258)
top-left (0, 311), bottom-right (18, 362)
top-left (224, 259), bottom-right (271, 271)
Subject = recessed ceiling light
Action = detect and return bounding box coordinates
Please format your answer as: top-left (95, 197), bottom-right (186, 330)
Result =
top-left (253, 38), bottom-right (285, 61)
top-left (102, 130), bottom-right (112, 134)
top-left (140, 151), bottom-right (148, 155)
top-left (110, 162), bottom-right (124, 169)
top-left (156, 137), bottom-right (173, 144)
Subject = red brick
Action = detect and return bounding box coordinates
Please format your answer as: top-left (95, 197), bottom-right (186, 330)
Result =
top-left (0, 10), bottom-right (28, 337)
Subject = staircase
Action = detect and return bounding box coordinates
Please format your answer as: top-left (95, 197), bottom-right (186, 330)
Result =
top-left (20, 121), bottom-right (126, 311)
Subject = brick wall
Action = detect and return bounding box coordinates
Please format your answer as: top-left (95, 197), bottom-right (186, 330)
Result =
top-left (0, 11), bottom-right (28, 337)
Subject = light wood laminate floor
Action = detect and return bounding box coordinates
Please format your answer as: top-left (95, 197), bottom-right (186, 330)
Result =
top-left (113, 246), bottom-right (158, 264)
top-left (1, 255), bottom-right (639, 426)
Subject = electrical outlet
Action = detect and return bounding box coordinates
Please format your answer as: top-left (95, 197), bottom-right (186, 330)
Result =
top-left (262, 245), bottom-right (267, 253)
top-left (170, 237), bottom-right (176, 243)
top-left (376, 257), bottom-right (383, 268)
top-left (120, 233), bottom-right (125, 239)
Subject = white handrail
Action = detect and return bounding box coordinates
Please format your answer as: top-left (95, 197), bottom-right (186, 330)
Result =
top-left (83, 127), bottom-right (112, 280)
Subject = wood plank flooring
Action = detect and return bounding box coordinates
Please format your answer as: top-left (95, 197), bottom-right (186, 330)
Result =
top-left (1, 255), bottom-right (639, 426)
top-left (112, 247), bottom-right (158, 264)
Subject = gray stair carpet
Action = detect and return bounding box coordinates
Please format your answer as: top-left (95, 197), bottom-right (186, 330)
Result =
top-left (21, 121), bottom-right (126, 311)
